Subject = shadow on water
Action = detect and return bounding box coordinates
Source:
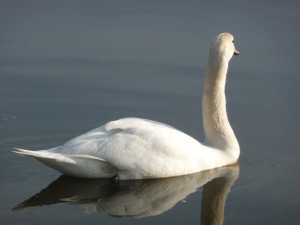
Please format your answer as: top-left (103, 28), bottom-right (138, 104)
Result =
top-left (13, 165), bottom-right (239, 223)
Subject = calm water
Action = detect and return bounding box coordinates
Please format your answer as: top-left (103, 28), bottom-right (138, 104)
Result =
top-left (1, 0), bottom-right (300, 224)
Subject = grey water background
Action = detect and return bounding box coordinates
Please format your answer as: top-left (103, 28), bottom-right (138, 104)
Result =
top-left (1, 0), bottom-right (300, 224)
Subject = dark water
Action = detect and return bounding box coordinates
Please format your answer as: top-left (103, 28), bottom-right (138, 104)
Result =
top-left (1, 0), bottom-right (300, 224)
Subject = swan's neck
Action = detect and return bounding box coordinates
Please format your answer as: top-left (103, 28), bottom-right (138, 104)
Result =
top-left (202, 55), bottom-right (239, 157)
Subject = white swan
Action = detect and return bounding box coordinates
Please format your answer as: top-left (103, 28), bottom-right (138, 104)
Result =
top-left (14, 33), bottom-right (240, 180)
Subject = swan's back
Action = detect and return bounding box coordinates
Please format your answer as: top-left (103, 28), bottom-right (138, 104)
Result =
top-left (44, 118), bottom-right (232, 179)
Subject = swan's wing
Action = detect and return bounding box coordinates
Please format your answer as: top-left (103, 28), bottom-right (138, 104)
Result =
top-left (99, 118), bottom-right (205, 179)
top-left (59, 117), bottom-right (183, 157)
top-left (14, 148), bottom-right (118, 178)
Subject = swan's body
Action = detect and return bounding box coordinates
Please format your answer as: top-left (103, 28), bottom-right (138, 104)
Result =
top-left (14, 33), bottom-right (240, 180)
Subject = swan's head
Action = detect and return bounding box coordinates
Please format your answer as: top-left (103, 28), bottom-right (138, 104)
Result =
top-left (209, 33), bottom-right (239, 63)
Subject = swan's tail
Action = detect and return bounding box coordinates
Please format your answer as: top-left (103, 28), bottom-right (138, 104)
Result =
top-left (13, 148), bottom-right (50, 157)
top-left (13, 148), bottom-right (118, 178)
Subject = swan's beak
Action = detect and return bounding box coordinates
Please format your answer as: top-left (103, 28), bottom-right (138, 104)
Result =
top-left (234, 49), bottom-right (240, 56)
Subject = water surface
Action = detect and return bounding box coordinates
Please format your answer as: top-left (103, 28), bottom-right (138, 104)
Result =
top-left (1, 0), bottom-right (300, 225)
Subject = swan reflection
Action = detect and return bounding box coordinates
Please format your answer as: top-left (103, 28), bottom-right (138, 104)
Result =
top-left (14, 165), bottom-right (239, 221)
